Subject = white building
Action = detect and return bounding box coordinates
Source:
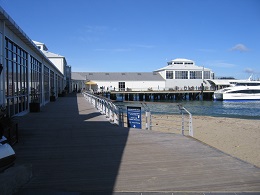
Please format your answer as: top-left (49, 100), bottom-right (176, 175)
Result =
top-left (155, 58), bottom-right (214, 90)
top-left (72, 72), bottom-right (165, 92)
top-left (33, 41), bottom-right (72, 93)
top-left (72, 58), bottom-right (215, 92)
top-left (0, 6), bottom-right (68, 117)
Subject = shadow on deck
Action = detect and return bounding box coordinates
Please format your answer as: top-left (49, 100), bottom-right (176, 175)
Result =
top-left (2, 93), bottom-right (260, 194)
top-left (13, 93), bottom-right (130, 194)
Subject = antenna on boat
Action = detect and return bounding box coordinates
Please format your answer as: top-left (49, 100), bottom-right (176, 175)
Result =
top-left (248, 74), bottom-right (253, 81)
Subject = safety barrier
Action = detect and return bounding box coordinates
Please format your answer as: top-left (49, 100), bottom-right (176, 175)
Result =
top-left (83, 92), bottom-right (193, 136)
top-left (83, 92), bottom-right (123, 126)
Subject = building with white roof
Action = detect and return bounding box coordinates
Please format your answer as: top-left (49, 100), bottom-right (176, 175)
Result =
top-left (72, 72), bottom-right (165, 92)
top-left (155, 58), bottom-right (214, 90)
top-left (33, 41), bottom-right (72, 93)
top-left (0, 6), bottom-right (69, 117)
top-left (72, 58), bottom-right (215, 92)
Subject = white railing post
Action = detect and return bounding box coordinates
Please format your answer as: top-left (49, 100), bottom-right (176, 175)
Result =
top-left (102, 100), bottom-right (105, 114)
top-left (178, 104), bottom-right (185, 135)
top-left (181, 111), bottom-right (184, 135)
top-left (95, 98), bottom-right (97, 109)
top-left (189, 113), bottom-right (193, 137)
top-left (150, 112), bottom-right (152, 130)
top-left (108, 103), bottom-right (113, 122)
top-left (146, 111), bottom-right (151, 130)
top-left (181, 106), bottom-right (193, 137)
top-left (106, 102), bottom-right (110, 118)
top-left (114, 107), bottom-right (119, 125)
top-left (119, 107), bottom-right (124, 127)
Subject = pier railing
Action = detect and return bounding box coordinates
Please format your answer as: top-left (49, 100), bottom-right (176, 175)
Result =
top-left (83, 92), bottom-right (122, 126)
top-left (141, 103), bottom-right (193, 136)
top-left (83, 92), bottom-right (193, 136)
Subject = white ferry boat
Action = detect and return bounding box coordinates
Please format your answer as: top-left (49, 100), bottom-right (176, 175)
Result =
top-left (213, 78), bottom-right (260, 101)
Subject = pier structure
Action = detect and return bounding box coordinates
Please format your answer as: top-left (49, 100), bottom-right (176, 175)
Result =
top-left (97, 90), bottom-right (214, 101)
top-left (4, 93), bottom-right (260, 194)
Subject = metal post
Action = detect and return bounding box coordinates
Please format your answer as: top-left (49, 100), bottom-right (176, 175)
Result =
top-left (114, 108), bottom-right (119, 125)
top-left (150, 111), bottom-right (152, 130)
top-left (181, 110), bottom-right (184, 135)
top-left (95, 98), bottom-right (97, 109)
top-left (118, 107), bottom-right (124, 127)
top-left (181, 106), bottom-right (193, 137)
top-left (103, 101), bottom-right (106, 115)
top-left (189, 114), bottom-right (193, 137)
top-left (145, 111), bottom-right (151, 130)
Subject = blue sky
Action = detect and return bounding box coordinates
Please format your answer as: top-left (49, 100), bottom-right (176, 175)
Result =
top-left (1, 0), bottom-right (260, 79)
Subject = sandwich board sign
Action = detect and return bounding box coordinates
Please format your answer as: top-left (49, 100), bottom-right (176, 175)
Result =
top-left (127, 106), bottom-right (141, 129)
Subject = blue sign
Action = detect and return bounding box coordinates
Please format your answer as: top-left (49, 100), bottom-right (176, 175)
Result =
top-left (127, 106), bottom-right (142, 129)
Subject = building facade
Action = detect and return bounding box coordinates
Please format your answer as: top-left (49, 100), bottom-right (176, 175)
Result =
top-left (155, 58), bottom-right (214, 90)
top-left (0, 6), bottom-right (67, 117)
top-left (33, 41), bottom-right (72, 93)
top-left (71, 58), bottom-right (214, 92)
top-left (72, 72), bottom-right (166, 92)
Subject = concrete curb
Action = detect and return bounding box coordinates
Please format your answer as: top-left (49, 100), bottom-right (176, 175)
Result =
top-left (0, 164), bottom-right (32, 195)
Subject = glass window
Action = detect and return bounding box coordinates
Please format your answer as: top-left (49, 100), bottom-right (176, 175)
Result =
top-left (5, 38), bottom-right (28, 116)
top-left (118, 82), bottom-right (125, 91)
top-left (204, 71), bottom-right (210, 79)
top-left (44, 66), bottom-right (50, 101)
top-left (30, 56), bottom-right (42, 103)
top-left (50, 70), bottom-right (54, 95)
top-left (166, 71), bottom-right (173, 79)
top-left (190, 71), bottom-right (202, 79)
top-left (175, 71), bottom-right (188, 79)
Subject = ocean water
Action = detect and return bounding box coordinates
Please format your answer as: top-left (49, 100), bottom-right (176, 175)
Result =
top-left (114, 100), bottom-right (260, 119)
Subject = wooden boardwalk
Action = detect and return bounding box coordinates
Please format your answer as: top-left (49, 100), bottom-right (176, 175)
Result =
top-left (11, 93), bottom-right (260, 194)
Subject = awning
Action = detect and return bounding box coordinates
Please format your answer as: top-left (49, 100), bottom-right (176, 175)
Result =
top-left (85, 81), bottom-right (97, 85)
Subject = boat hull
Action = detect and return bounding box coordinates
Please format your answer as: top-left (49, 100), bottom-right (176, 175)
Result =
top-left (213, 92), bottom-right (223, 100)
top-left (223, 93), bottom-right (260, 100)
top-left (214, 92), bottom-right (260, 101)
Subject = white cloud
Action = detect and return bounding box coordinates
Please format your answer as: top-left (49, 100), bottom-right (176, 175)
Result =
top-left (230, 44), bottom-right (249, 52)
top-left (244, 68), bottom-right (254, 74)
top-left (244, 68), bottom-right (260, 74)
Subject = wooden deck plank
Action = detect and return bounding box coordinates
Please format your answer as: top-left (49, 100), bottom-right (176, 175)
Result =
top-left (12, 93), bottom-right (260, 193)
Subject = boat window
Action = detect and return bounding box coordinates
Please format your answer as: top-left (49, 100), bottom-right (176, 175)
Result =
top-left (228, 90), bottom-right (260, 94)
top-left (236, 82), bottom-right (260, 86)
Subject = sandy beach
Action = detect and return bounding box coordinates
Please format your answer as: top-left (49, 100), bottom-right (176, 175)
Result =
top-left (124, 114), bottom-right (260, 167)
top-left (192, 116), bottom-right (260, 168)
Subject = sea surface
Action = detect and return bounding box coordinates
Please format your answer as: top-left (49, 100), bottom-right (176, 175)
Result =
top-left (114, 100), bottom-right (260, 119)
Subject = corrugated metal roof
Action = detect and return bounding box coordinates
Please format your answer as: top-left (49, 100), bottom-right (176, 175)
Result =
top-left (72, 72), bottom-right (165, 81)
top-left (72, 72), bottom-right (86, 80)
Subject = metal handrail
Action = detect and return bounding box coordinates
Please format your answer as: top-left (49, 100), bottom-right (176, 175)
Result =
top-left (83, 92), bottom-right (193, 137)
top-left (83, 92), bottom-right (122, 126)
